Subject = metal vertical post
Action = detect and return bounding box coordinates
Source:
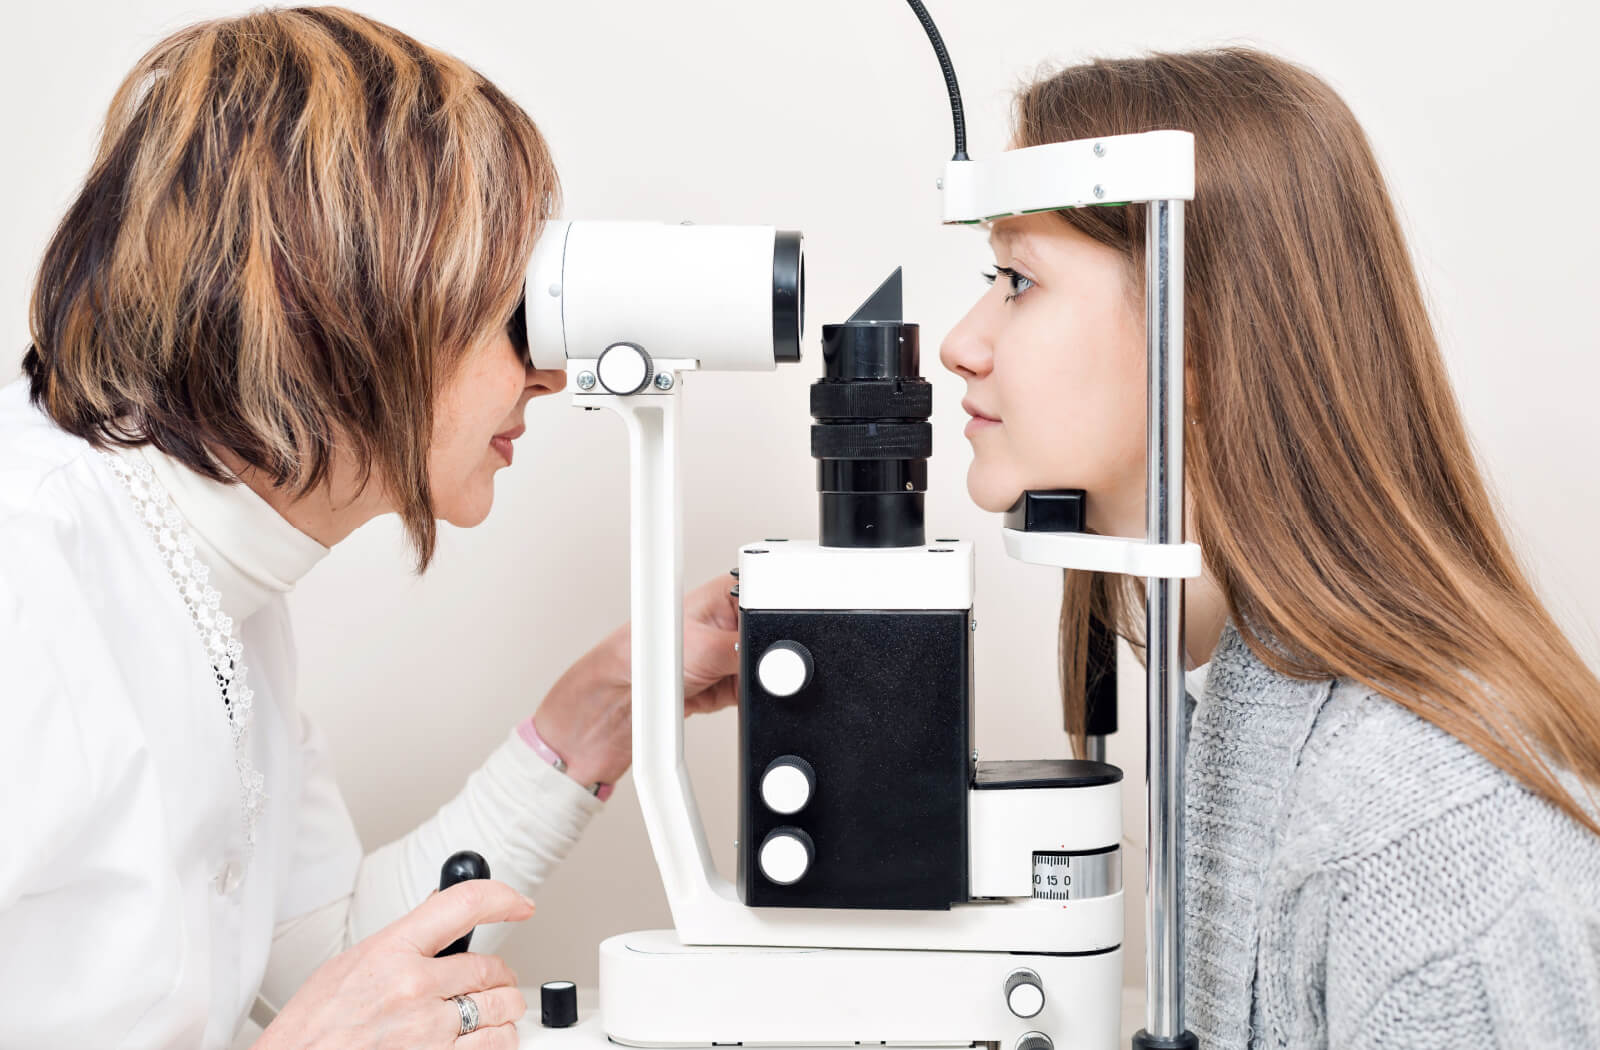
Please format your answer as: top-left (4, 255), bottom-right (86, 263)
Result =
top-left (1136, 199), bottom-right (1196, 1049)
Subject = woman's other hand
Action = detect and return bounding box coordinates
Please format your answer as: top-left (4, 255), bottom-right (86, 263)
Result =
top-left (533, 573), bottom-right (740, 788)
top-left (680, 572), bottom-right (742, 715)
top-left (255, 880), bottom-right (534, 1050)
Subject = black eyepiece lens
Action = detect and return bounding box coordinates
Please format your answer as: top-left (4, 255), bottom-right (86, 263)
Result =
top-left (772, 230), bottom-right (805, 364)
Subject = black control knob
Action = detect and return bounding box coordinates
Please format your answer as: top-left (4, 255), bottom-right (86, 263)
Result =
top-left (541, 980), bottom-right (579, 1027)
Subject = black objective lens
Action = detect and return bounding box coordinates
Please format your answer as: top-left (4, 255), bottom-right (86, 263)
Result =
top-left (812, 267), bottom-right (930, 548)
top-left (773, 230), bottom-right (805, 364)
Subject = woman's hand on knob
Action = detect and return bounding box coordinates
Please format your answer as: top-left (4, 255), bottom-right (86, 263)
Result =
top-left (532, 573), bottom-right (741, 788)
top-left (681, 572), bottom-right (741, 714)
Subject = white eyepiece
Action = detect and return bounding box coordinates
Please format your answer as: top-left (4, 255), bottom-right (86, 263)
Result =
top-left (524, 220), bottom-right (804, 372)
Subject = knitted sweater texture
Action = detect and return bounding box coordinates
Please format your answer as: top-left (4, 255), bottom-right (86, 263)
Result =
top-left (1185, 624), bottom-right (1600, 1048)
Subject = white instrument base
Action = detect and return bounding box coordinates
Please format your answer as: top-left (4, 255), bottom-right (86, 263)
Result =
top-left (515, 985), bottom-right (1151, 1049)
top-left (580, 930), bottom-right (1122, 1050)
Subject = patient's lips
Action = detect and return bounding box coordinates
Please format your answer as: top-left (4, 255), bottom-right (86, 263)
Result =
top-left (962, 398), bottom-right (1000, 437)
top-left (491, 423), bottom-right (526, 465)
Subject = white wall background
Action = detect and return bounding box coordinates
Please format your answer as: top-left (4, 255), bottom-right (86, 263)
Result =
top-left (4, 0), bottom-right (1597, 998)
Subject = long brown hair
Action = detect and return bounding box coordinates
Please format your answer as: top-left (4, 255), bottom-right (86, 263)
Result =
top-left (1028, 48), bottom-right (1600, 833)
top-left (23, 7), bottom-right (557, 568)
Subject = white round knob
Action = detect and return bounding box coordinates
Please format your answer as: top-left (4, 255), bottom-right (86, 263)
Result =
top-left (757, 641), bottom-right (813, 698)
top-left (760, 756), bottom-right (815, 815)
top-left (1005, 969), bottom-right (1045, 1019)
top-left (596, 342), bottom-right (653, 395)
top-left (758, 827), bottom-right (813, 885)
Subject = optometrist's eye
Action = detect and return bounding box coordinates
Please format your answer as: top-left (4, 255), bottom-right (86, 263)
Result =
top-left (507, 288), bottom-right (531, 365)
top-left (981, 266), bottom-right (1035, 303)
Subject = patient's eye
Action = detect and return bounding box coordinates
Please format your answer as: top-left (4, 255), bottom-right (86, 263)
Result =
top-left (982, 266), bottom-right (1035, 303)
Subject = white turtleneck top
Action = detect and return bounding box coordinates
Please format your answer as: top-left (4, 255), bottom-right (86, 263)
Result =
top-left (0, 381), bottom-right (602, 1049)
top-left (130, 442), bottom-right (329, 628)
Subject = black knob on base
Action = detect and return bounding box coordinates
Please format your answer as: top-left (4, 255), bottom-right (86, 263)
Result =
top-left (541, 980), bottom-right (579, 1027)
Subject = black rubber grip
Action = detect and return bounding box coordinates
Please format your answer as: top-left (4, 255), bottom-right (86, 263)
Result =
top-left (810, 380), bottom-right (933, 421)
top-left (811, 422), bottom-right (932, 460)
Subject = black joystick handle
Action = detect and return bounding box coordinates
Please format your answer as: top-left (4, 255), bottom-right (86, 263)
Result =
top-left (436, 850), bottom-right (491, 957)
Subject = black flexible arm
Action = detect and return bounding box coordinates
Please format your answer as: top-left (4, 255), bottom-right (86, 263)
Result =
top-left (903, 0), bottom-right (968, 161)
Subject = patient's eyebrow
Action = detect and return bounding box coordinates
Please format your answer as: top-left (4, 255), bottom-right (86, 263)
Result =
top-left (987, 220), bottom-right (1021, 250)
top-left (989, 223), bottom-right (1033, 259)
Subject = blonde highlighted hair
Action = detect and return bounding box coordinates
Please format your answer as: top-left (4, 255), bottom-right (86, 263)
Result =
top-left (1026, 49), bottom-right (1600, 834)
top-left (24, 6), bottom-right (557, 567)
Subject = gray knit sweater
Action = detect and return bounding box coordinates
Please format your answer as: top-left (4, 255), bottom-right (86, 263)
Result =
top-left (1184, 623), bottom-right (1600, 1048)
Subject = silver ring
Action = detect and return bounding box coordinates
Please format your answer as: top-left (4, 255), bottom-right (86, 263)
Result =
top-left (452, 993), bottom-right (480, 1037)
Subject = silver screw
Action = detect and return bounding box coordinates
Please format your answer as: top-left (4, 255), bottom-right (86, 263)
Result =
top-left (654, 372), bottom-right (675, 391)
top-left (971, 749), bottom-right (980, 763)
top-left (970, 619), bottom-right (978, 632)
top-left (576, 371), bottom-right (597, 391)
top-left (1093, 142), bottom-right (1105, 157)
top-left (1093, 184), bottom-right (1105, 199)
top-left (904, 481), bottom-right (914, 491)
top-left (936, 177), bottom-right (944, 189)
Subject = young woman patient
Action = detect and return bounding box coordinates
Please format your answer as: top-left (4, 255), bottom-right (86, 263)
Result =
top-left (939, 48), bottom-right (1600, 1050)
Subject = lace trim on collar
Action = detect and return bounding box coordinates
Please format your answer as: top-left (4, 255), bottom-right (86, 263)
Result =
top-left (102, 451), bottom-right (265, 856)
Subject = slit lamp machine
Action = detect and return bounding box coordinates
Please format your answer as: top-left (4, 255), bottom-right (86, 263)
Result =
top-left (503, 4), bottom-right (1201, 1048)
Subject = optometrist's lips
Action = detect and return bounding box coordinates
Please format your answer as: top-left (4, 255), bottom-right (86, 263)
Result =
top-left (490, 423), bottom-right (526, 466)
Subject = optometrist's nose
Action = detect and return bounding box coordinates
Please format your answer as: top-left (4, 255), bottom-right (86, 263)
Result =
top-left (527, 366), bottom-right (566, 396)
